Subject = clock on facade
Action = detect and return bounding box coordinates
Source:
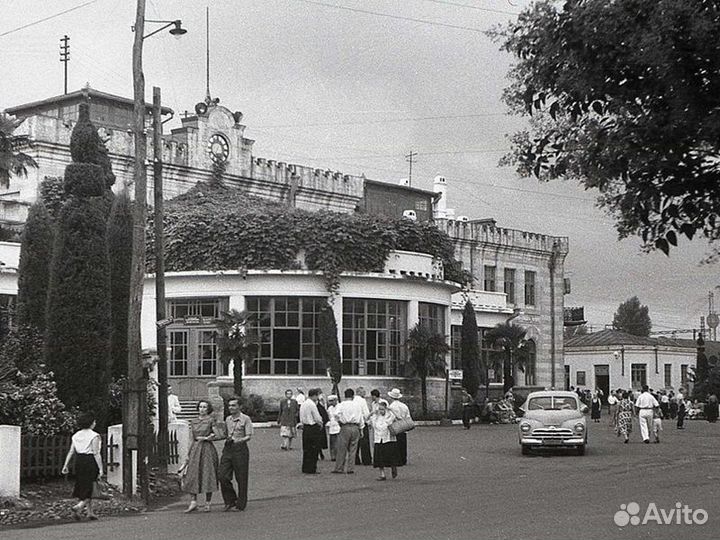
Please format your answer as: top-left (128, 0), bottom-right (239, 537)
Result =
top-left (207, 133), bottom-right (229, 163)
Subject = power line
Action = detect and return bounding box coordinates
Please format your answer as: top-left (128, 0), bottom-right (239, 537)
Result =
top-left (0, 0), bottom-right (100, 38)
top-left (254, 111), bottom-right (507, 129)
top-left (292, 0), bottom-right (487, 33)
top-left (421, 0), bottom-right (519, 16)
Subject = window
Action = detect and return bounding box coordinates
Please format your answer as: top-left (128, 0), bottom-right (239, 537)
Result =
top-left (664, 364), bottom-right (672, 388)
top-left (576, 371), bottom-right (586, 386)
top-left (504, 268), bottom-right (516, 304)
top-left (342, 299), bottom-right (406, 376)
top-left (450, 325), bottom-right (462, 370)
top-left (481, 328), bottom-right (503, 383)
top-left (523, 340), bottom-right (537, 386)
top-left (484, 266), bottom-right (496, 292)
top-left (681, 364), bottom-right (689, 387)
top-left (524, 271), bottom-right (536, 306)
top-left (419, 302), bottom-right (446, 335)
top-left (167, 298), bottom-right (227, 378)
top-left (564, 365), bottom-right (571, 391)
top-left (631, 364), bottom-right (647, 389)
top-left (245, 296), bottom-right (325, 375)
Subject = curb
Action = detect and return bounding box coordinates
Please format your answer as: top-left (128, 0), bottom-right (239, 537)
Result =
top-left (250, 419), bottom-right (464, 428)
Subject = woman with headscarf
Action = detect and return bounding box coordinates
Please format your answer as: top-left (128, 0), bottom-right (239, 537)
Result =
top-left (367, 399), bottom-right (399, 480)
top-left (616, 391), bottom-right (634, 443)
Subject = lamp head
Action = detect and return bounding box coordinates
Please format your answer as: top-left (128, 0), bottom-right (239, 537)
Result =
top-left (169, 20), bottom-right (187, 37)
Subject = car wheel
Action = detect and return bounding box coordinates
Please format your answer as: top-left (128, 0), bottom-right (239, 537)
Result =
top-left (521, 445), bottom-right (531, 455)
top-left (576, 445), bottom-right (585, 456)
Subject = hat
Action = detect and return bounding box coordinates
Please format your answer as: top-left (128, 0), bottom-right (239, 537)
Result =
top-left (388, 388), bottom-right (403, 399)
top-left (327, 394), bottom-right (338, 401)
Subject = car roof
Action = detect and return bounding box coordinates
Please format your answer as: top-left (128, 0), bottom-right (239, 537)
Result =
top-left (526, 391), bottom-right (580, 399)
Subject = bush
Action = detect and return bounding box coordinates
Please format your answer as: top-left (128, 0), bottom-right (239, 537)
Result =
top-left (227, 393), bottom-right (266, 421)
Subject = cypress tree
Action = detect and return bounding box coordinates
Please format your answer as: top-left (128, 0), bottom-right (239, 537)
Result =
top-left (107, 191), bottom-right (133, 380)
top-left (16, 201), bottom-right (55, 335)
top-left (461, 300), bottom-right (481, 398)
top-left (45, 102), bottom-right (112, 423)
top-left (319, 304), bottom-right (342, 396)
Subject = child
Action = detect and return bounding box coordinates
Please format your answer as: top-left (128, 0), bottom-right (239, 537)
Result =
top-left (652, 406), bottom-right (663, 443)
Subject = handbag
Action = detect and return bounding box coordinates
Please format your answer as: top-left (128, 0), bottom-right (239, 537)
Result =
top-left (388, 417), bottom-right (415, 436)
top-left (91, 480), bottom-right (111, 500)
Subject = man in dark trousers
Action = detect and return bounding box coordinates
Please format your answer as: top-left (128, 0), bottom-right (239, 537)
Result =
top-left (299, 388), bottom-right (324, 474)
top-left (219, 397), bottom-right (253, 511)
top-left (354, 386), bottom-right (372, 465)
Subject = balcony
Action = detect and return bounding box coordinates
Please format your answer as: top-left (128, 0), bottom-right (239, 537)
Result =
top-left (383, 250), bottom-right (443, 280)
top-left (451, 289), bottom-right (512, 314)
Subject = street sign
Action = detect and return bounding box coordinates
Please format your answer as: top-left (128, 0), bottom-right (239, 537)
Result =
top-left (448, 369), bottom-right (463, 380)
top-left (156, 317), bottom-right (174, 329)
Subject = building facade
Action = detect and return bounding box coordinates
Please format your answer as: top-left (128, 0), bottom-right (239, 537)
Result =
top-left (2, 88), bottom-right (570, 410)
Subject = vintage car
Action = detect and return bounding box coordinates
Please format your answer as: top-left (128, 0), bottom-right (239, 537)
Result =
top-left (517, 391), bottom-right (588, 455)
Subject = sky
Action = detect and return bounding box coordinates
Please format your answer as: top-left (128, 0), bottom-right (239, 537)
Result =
top-left (1, 0), bottom-right (718, 334)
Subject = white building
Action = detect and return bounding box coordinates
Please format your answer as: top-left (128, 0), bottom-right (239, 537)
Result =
top-left (564, 329), bottom-right (697, 395)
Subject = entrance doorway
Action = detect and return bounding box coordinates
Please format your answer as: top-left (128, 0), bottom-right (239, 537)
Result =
top-left (594, 364), bottom-right (610, 403)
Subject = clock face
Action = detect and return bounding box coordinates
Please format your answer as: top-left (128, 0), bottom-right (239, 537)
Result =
top-left (207, 134), bottom-right (229, 163)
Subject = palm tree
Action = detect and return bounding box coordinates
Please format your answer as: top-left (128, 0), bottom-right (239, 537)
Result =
top-left (484, 321), bottom-right (529, 394)
top-left (215, 309), bottom-right (260, 397)
top-left (0, 113), bottom-right (37, 189)
top-left (406, 324), bottom-right (450, 417)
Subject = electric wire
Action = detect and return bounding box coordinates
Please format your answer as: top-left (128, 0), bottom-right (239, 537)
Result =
top-left (0, 0), bottom-right (101, 38)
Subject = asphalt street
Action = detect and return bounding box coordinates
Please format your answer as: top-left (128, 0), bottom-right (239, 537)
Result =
top-left (4, 417), bottom-right (719, 540)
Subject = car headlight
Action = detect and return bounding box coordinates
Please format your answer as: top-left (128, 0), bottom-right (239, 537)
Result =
top-left (520, 423), bottom-right (532, 433)
top-left (574, 423), bottom-right (585, 434)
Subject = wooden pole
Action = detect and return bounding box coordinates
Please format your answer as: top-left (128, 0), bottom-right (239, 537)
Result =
top-left (153, 86), bottom-right (169, 473)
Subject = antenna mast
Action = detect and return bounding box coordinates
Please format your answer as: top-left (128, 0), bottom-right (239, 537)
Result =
top-left (205, 6), bottom-right (211, 103)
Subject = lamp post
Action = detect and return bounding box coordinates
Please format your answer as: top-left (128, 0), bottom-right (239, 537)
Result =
top-left (126, 0), bottom-right (185, 498)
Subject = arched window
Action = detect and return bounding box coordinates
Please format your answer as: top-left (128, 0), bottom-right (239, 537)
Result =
top-left (524, 340), bottom-right (537, 386)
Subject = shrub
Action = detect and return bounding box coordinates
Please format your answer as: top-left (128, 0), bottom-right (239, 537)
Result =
top-left (228, 393), bottom-right (266, 421)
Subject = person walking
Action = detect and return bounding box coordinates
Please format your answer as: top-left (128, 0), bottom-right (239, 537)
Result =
top-left (181, 400), bottom-right (221, 513)
top-left (332, 388), bottom-right (364, 474)
top-left (299, 388), bottom-right (324, 474)
top-left (607, 390), bottom-right (619, 429)
top-left (590, 391), bottom-right (602, 423)
top-left (659, 391), bottom-right (670, 419)
top-left (387, 388), bottom-right (412, 466)
top-left (61, 412), bottom-right (104, 521)
top-left (168, 385), bottom-right (183, 423)
top-left (616, 391), bottom-right (634, 443)
top-left (705, 394), bottom-right (719, 423)
top-left (317, 392), bottom-right (330, 461)
top-left (277, 389), bottom-right (299, 450)
top-left (635, 385), bottom-right (659, 443)
top-left (354, 387), bottom-right (372, 466)
top-left (652, 407), bottom-right (663, 443)
top-left (676, 391), bottom-right (687, 429)
top-left (219, 397), bottom-right (253, 511)
top-left (367, 399), bottom-right (399, 481)
top-left (461, 388), bottom-right (474, 429)
top-left (326, 395), bottom-right (341, 461)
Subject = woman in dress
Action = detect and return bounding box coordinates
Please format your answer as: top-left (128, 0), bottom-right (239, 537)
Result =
top-left (181, 400), bottom-right (222, 513)
top-left (61, 412), bottom-right (104, 521)
top-left (367, 399), bottom-right (399, 480)
top-left (277, 389), bottom-right (298, 450)
top-left (387, 388), bottom-right (411, 466)
top-left (590, 392), bottom-right (602, 423)
top-left (616, 391), bottom-right (634, 443)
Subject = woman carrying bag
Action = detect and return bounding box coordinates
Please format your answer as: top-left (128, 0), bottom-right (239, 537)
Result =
top-left (62, 412), bottom-right (104, 521)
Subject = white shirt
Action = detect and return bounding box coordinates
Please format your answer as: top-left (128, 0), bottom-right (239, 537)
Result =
top-left (635, 392), bottom-right (659, 409)
top-left (72, 429), bottom-right (101, 455)
top-left (661, 395), bottom-right (670, 404)
top-left (335, 399), bottom-right (365, 425)
top-left (368, 411), bottom-right (397, 443)
top-left (388, 399), bottom-right (411, 421)
top-left (326, 404), bottom-right (341, 434)
top-left (299, 399), bottom-right (323, 425)
top-left (168, 394), bottom-right (182, 423)
top-left (295, 393), bottom-right (306, 405)
top-left (607, 395), bottom-right (618, 406)
top-left (353, 395), bottom-right (370, 427)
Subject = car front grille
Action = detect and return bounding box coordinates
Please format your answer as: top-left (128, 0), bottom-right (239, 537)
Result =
top-left (531, 427), bottom-right (574, 439)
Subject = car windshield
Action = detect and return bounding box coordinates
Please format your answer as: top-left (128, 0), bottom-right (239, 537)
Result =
top-left (527, 396), bottom-right (578, 411)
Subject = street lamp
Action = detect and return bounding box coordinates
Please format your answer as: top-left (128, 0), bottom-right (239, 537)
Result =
top-left (126, 0), bottom-right (185, 499)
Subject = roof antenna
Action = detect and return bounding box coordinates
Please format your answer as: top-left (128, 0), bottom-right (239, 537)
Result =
top-left (195, 6), bottom-right (219, 116)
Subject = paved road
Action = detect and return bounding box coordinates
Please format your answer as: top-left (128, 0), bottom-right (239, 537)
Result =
top-left (5, 418), bottom-right (719, 540)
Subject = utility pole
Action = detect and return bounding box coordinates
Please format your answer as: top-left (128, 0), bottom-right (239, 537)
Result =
top-left (126, 0), bottom-right (147, 500)
top-left (153, 86), bottom-right (169, 473)
top-left (59, 35), bottom-right (70, 94)
top-left (405, 150), bottom-right (418, 187)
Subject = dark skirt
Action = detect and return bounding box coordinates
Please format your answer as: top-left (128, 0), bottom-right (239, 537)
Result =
top-left (73, 454), bottom-right (99, 500)
top-left (373, 442), bottom-right (400, 468)
top-left (591, 401), bottom-right (601, 419)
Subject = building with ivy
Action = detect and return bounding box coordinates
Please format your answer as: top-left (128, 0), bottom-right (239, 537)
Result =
top-left (2, 88), bottom-right (569, 414)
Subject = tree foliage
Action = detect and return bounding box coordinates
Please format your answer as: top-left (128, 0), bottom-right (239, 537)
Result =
top-left (485, 322), bottom-right (529, 393)
top-left (0, 113), bottom-right (37, 189)
top-left (45, 103), bottom-right (112, 423)
top-left (16, 201), bottom-right (55, 333)
top-left (319, 304), bottom-right (342, 396)
top-left (145, 182), bottom-right (470, 292)
top-left (107, 191), bottom-right (133, 380)
top-left (612, 296), bottom-right (652, 336)
top-left (461, 300), bottom-right (481, 397)
top-left (494, 0), bottom-right (720, 255)
top-left (216, 309), bottom-right (260, 397)
top-left (405, 324), bottom-right (450, 417)
top-left (39, 176), bottom-right (67, 220)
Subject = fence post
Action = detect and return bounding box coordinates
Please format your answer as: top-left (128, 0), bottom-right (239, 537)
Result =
top-left (0, 425), bottom-right (21, 498)
top-left (168, 421), bottom-right (190, 474)
top-left (106, 424), bottom-right (136, 493)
